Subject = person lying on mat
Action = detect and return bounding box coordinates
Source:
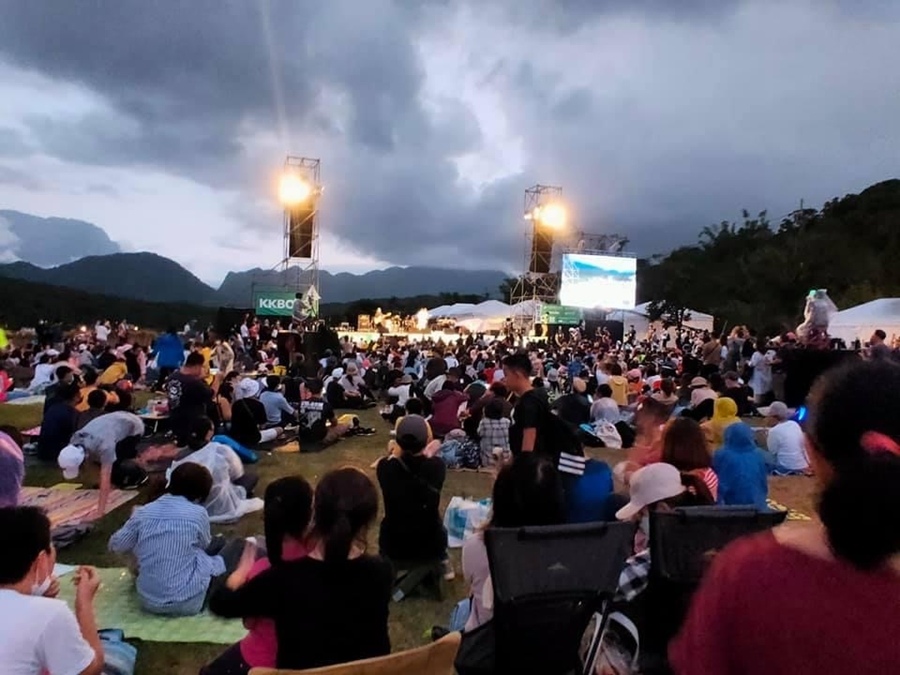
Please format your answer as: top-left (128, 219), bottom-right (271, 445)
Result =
top-left (200, 475), bottom-right (314, 675)
top-left (108, 463), bottom-right (246, 616)
top-left (57, 411), bottom-right (147, 517)
top-left (169, 416), bottom-right (261, 523)
top-left (0, 506), bottom-right (104, 675)
top-left (209, 468), bottom-right (392, 670)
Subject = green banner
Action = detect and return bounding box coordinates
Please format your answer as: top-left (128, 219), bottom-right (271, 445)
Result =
top-left (540, 304), bottom-right (583, 325)
top-left (252, 290), bottom-right (297, 317)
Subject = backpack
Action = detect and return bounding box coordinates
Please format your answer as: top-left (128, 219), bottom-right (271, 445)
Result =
top-left (459, 439), bottom-right (482, 470)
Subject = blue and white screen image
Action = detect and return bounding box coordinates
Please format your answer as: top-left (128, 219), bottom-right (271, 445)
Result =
top-left (559, 253), bottom-right (637, 309)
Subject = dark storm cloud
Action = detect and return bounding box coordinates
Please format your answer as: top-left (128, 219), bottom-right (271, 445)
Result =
top-left (0, 0), bottom-right (897, 272)
top-left (0, 0), bottom-right (519, 269)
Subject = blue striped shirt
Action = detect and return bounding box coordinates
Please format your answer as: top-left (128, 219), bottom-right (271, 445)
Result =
top-left (108, 494), bottom-right (225, 610)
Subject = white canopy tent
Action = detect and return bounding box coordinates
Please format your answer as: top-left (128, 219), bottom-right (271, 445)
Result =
top-left (610, 302), bottom-right (715, 337)
top-left (828, 298), bottom-right (900, 344)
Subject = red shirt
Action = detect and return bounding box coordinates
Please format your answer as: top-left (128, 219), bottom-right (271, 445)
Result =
top-left (670, 531), bottom-right (900, 675)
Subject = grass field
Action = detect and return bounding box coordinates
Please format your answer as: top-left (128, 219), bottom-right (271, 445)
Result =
top-left (0, 400), bottom-right (818, 674)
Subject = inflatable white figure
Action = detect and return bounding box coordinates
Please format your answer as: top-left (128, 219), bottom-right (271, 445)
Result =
top-left (797, 289), bottom-right (837, 346)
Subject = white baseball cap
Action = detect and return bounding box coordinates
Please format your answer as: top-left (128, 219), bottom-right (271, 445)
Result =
top-left (58, 444), bottom-right (86, 480)
top-left (758, 401), bottom-right (794, 420)
top-left (616, 463), bottom-right (686, 521)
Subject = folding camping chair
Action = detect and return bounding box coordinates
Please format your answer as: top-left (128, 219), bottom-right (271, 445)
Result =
top-left (478, 521), bottom-right (636, 675)
top-left (250, 631), bottom-right (460, 675)
top-left (639, 506), bottom-right (788, 674)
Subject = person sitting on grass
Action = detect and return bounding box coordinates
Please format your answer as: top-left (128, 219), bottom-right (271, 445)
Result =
top-left (58, 411), bottom-right (147, 517)
top-left (0, 507), bottom-right (104, 675)
top-left (170, 417), bottom-right (262, 523)
top-left (168, 352), bottom-right (217, 446)
top-left (377, 415), bottom-right (453, 580)
top-left (0, 427), bottom-right (24, 508)
top-left (260, 375), bottom-right (298, 428)
top-left (229, 378), bottom-right (282, 450)
top-left (701, 396), bottom-right (740, 450)
top-left (108, 463), bottom-right (245, 616)
top-left (209, 468), bottom-right (392, 670)
top-left (200, 475), bottom-right (314, 675)
top-left (762, 401), bottom-right (810, 475)
top-left (37, 382), bottom-right (82, 464)
top-left (299, 379), bottom-right (352, 448)
top-left (76, 389), bottom-right (108, 430)
top-left (661, 417), bottom-right (719, 501)
top-left (712, 422), bottom-right (769, 508)
top-left (75, 368), bottom-right (118, 414)
top-left (477, 396), bottom-right (511, 467)
top-left (429, 380), bottom-right (469, 438)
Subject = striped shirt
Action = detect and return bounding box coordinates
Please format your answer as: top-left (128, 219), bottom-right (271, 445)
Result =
top-left (108, 494), bottom-right (225, 611)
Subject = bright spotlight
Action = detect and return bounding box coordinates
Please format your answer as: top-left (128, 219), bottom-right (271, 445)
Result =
top-left (530, 203), bottom-right (566, 229)
top-left (279, 173), bottom-right (312, 206)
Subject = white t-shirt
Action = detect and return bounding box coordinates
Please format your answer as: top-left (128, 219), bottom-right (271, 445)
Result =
top-left (0, 589), bottom-right (96, 675)
top-left (95, 324), bottom-right (110, 342)
top-left (767, 420), bottom-right (808, 471)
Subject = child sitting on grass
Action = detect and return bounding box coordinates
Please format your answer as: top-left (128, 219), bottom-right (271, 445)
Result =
top-left (201, 475), bottom-right (314, 674)
top-left (108, 463), bottom-right (246, 616)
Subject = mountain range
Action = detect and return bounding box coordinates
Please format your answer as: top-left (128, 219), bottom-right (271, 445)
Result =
top-left (0, 210), bottom-right (121, 266)
top-left (0, 209), bottom-right (507, 305)
top-left (0, 252), bottom-right (507, 306)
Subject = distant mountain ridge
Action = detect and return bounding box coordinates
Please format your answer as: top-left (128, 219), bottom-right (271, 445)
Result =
top-left (0, 210), bottom-right (121, 266)
top-left (0, 253), bottom-right (507, 306)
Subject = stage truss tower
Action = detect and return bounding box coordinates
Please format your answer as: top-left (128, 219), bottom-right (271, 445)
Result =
top-left (281, 156), bottom-right (321, 298)
top-left (510, 184), bottom-right (563, 327)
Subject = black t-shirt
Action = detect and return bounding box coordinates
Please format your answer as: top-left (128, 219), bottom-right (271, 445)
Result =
top-left (376, 454), bottom-right (447, 561)
top-left (299, 398), bottom-right (336, 442)
top-left (229, 397), bottom-right (267, 447)
top-left (166, 371), bottom-right (213, 422)
top-left (719, 386), bottom-right (755, 416)
top-left (552, 393), bottom-right (591, 427)
top-left (209, 555), bottom-right (392, 669)
top-left (509, 389), bottom-right (551, 457)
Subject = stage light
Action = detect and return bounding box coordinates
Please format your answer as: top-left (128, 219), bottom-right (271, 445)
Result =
top-left (416, 308), bottom-right (430, 331)
top-left (536, 203), bottom-right (566, 229)
top-left (279, 173), bottom-right (312, 206)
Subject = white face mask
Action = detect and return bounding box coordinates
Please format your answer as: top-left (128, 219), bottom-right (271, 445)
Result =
top-left (30, 559), bottom-right (51, 597)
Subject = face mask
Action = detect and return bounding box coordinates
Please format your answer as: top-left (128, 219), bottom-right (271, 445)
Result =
top-left (30, 560), bottom-right (51, 597)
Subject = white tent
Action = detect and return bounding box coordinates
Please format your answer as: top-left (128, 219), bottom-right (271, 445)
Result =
top-left (610, 303), bottom-right (715, 337)
top-left (430, 303), bottom-right (476, 318)
top-left (829, 298), bottom-right (900, 344)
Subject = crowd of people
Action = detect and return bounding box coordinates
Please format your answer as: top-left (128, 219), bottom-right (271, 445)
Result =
top-left (0, 315), bottom-right (898, 674)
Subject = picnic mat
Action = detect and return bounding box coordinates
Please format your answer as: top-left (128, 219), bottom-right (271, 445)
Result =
top-left (56, 567), bottom-right (247, 644)
top-left (767, 498), bottom-right (812, 521)
top-left (5, 394), bottom-right (45, 406)
top-left (19, 486), bottom-right (137, 528)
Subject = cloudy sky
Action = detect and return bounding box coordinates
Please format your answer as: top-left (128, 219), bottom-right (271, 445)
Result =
top-left (0, 0), bottom-right (897, 286)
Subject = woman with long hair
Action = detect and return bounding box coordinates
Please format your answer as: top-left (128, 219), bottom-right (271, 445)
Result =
top-left (662, 418), bottom-right (718, 501)
top-left (209, 468), bottom-right (391, 670)
top-left (671, 360), bottom-right (900, 674)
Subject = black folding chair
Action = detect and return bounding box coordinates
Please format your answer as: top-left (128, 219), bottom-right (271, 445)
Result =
top-left (484, 522), bottom-right (635, 675)
top-left (639, 506), bottom-right (788, 673)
